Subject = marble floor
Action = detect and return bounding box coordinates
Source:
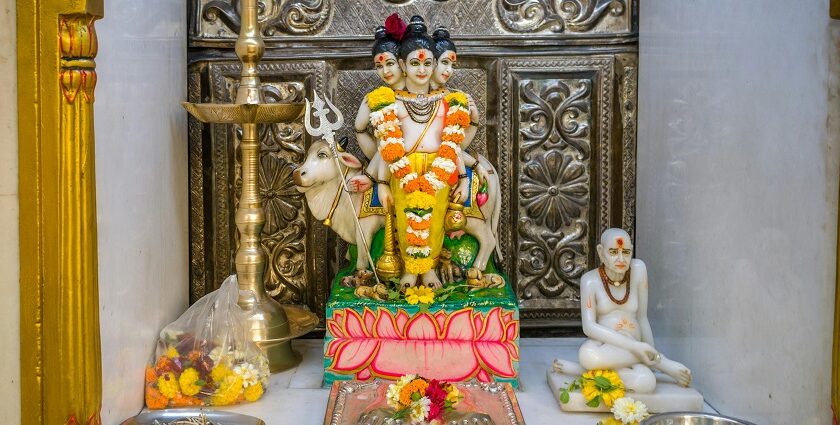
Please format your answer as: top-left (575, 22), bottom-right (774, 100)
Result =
top-left (213, 338), bottom-right (715, 424)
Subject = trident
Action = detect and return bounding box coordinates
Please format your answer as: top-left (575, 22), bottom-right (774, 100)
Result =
top-left (304, 92), bottom-right (381, 286)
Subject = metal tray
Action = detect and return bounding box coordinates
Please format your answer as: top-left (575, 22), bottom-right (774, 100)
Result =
top-left (121, 409), bottom-right (266, 425)
top-left (323, 380), bottom-right (526, 425)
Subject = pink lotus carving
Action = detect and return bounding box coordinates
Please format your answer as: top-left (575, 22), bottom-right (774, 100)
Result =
top-left (326, 307), bottom-right (519, 382)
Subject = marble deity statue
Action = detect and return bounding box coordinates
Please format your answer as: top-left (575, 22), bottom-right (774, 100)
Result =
top-left (371, 15), bottom-right (472, 289)
top-left (297, 15), bottom-right (503, 287)
top-left (553, 228), bottom-right (692, 393)
top-left (348, 23), bottom-right (404, 194)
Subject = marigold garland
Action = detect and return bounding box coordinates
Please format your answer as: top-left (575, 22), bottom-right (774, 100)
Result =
top-left (368, 87), bottom-right (471, 271)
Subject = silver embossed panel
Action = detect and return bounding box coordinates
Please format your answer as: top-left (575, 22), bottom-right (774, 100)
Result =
top-left (190, 0), bottom-right (635, 40)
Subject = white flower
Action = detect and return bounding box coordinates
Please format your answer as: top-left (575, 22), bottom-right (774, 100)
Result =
top-left (443, 125), bottom-right (462, 135)
top-left (441, 141), bottom-right (461, 152)
top-left (447, 105), bottom-right (468, 116)
top-left (398, 374), bottom-right (417, 386)
top-left (389, 157), bottom-right (411, 173)
top-left (425, 173), bottom-right (447, 191)
top-left (406, 246), bottom-right (431, 256)
top-left (400, 172), bottom-right (418, 188)
top-left (431, 157), bottom-right (456, 173)
top-left (209, 346), bottom-right (231, 366)
top-left (409, 397), bottom-right (431, 424)
top-left (406, 211), bottom-right (432, 222)
top-left (386, 382), bottom-right (404, 409)
top-left (233, 363), bottom-right (261, 388)
top-left (611, 397), bottom-right (649, 424)
top-left (407, 227), bottom-right (430, 239)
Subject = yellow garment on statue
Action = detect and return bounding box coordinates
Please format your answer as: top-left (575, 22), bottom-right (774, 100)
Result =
top-left (391, 152), bottom-right (451, 274)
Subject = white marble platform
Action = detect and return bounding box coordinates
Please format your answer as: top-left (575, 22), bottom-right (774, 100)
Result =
top-left (184, 338), bottom-right (717, 424)
top-left (547, 370), bottom-right (704, 413)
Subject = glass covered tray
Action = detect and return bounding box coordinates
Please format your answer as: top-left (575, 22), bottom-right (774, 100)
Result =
top-left (323, 380), bottom-right (525, 425)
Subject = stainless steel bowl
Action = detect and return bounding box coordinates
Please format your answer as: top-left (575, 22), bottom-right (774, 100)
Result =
top-left (641, 412), bottom-right (757, 425)
top-left (121, 409), bottom-right (266, 425)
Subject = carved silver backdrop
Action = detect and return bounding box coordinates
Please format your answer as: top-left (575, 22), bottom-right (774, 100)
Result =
top-left (187, 0), bottom-right (638, 330)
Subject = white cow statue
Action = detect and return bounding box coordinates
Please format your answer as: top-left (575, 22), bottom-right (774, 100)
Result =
top-left (293, 140), bottom-right (503, 277)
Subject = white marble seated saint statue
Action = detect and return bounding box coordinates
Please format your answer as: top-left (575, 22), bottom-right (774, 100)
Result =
top-left (550, 228), bottom-right (702, 412)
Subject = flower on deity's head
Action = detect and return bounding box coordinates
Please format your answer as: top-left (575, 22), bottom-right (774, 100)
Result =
top-left (384, 13), bottom-right (407, 41)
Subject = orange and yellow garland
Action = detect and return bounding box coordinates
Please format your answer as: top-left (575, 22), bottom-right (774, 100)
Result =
top-left (368, 87), bottom-right (470, 269)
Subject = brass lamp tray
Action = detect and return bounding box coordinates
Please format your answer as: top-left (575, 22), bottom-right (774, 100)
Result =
top-left (323, 380), bottom-right (526, 425)
top-left (255, 304), bottom-right (320, 346)
top-left (182, 102), bottom-right (304, 124)
top-left (121, 409), bottom-right (265, 425)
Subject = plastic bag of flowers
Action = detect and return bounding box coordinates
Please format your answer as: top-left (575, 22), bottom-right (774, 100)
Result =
top-left (144, 275), bottom-right (269, 409)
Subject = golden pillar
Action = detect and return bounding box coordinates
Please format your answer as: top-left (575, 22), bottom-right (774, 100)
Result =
top-left (18, 1), bottom-right (103, 425)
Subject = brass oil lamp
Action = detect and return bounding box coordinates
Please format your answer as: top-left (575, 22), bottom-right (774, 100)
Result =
top-left (182, 0), bottom-right (317, 372)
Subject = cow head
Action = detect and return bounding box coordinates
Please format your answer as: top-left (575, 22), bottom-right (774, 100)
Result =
top-left (293, 140), bottom-right (363, 192)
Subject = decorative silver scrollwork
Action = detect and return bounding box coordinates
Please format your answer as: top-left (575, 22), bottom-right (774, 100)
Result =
top-left (497, 0), bottom-right (625, 33)
top-left (202, 0), bottom-right (331, 36)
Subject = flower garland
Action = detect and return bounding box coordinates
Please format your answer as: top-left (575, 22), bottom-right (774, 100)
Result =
top-left (369, 87), bottom-right (470, 274)
top-left (386, 374), bottom-right (462, 424)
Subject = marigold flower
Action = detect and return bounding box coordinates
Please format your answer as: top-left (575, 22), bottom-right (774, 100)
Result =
top-left (450, 112), bottom-right (470, 127)
top-left (211, 375), bottom-right (244, 406)
top-left (145, 367), bottom-right (157, 384)
top-left (211, 364), bottom-right (233, 383)
top-left (581, 369), bottom-right (625, 407)
top-left (171, 392), bottom-right (203, 407)
top-left (178, 367), bottom-right (202, 396)
top-left (405, 257), bottom-right (435, 274)
top-left (154, 355), bottom-right (180, 375)
top-left (445, 92), bottom-right (469, 108)
top-left (411, 218), bottom-right (432, 230)
top-left (406, 191), bottom-right (435, 209)
top-left (381, 143), bottom-right (406, 162)
top-left (368, 86), bottom-right (397, 111)
top-left (165, 346), bottom-right (179, 359)
top-left (145, 385), bottom-right (169, 409)
top-left (437, 145), bottom-right (457, 160)
top-left (417, 178), bottom-right (435, 194)
top-left (407, 233), bottom-right (428, 246)
top-left (398, 378), bottom-right (429, 405)
top-left (244, 382), bottom-right (265, 402)
top-left (392, 166), bottom-right (411, 179)
top-left (445, 384), bottom-right (462, 406)
top-left (432, 167), bottom-right (450, 183)
top-left (157, 372), bottom-right (180, 399)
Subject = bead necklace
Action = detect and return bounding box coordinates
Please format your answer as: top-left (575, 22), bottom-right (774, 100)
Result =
top-left (404, 100), bottom-right (436, 123)
top-left (598, 265), bottom-right (631, 305)
top-left (395, 88), bottom-right (446, 106)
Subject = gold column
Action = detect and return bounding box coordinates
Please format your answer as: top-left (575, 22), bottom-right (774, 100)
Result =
top-left (18, 1), bottom-right (103, 425)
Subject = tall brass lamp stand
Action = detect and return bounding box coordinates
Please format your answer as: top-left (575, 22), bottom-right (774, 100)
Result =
top-left (182, 0), bottom-right (317, 372)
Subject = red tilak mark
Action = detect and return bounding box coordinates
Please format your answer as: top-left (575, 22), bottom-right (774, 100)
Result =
top-left (616, 238), bottom-right (624, 247)
top-left (450, 53), bottom-right (457, 62)
top-left (376, 54), bottom-right (385, 64)
top-left (418, 51), bottom-right (426, 60)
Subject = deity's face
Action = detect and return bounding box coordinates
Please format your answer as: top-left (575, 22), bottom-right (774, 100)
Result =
top-left (399, 49), bottom-right (435, 88)
top-left (374, 52), bottom-right (402, 88)
top-left (432, 50), bottom-right (457, 88)
top-left (597, 229), bottom-right (633, 274)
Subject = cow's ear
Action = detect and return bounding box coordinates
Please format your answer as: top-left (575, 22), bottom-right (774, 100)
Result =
top-left (338, 152), bottom-right (363, 169)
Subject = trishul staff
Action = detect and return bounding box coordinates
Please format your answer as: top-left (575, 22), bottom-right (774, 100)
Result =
top-left (304, 93), bottom-right (381, 286)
